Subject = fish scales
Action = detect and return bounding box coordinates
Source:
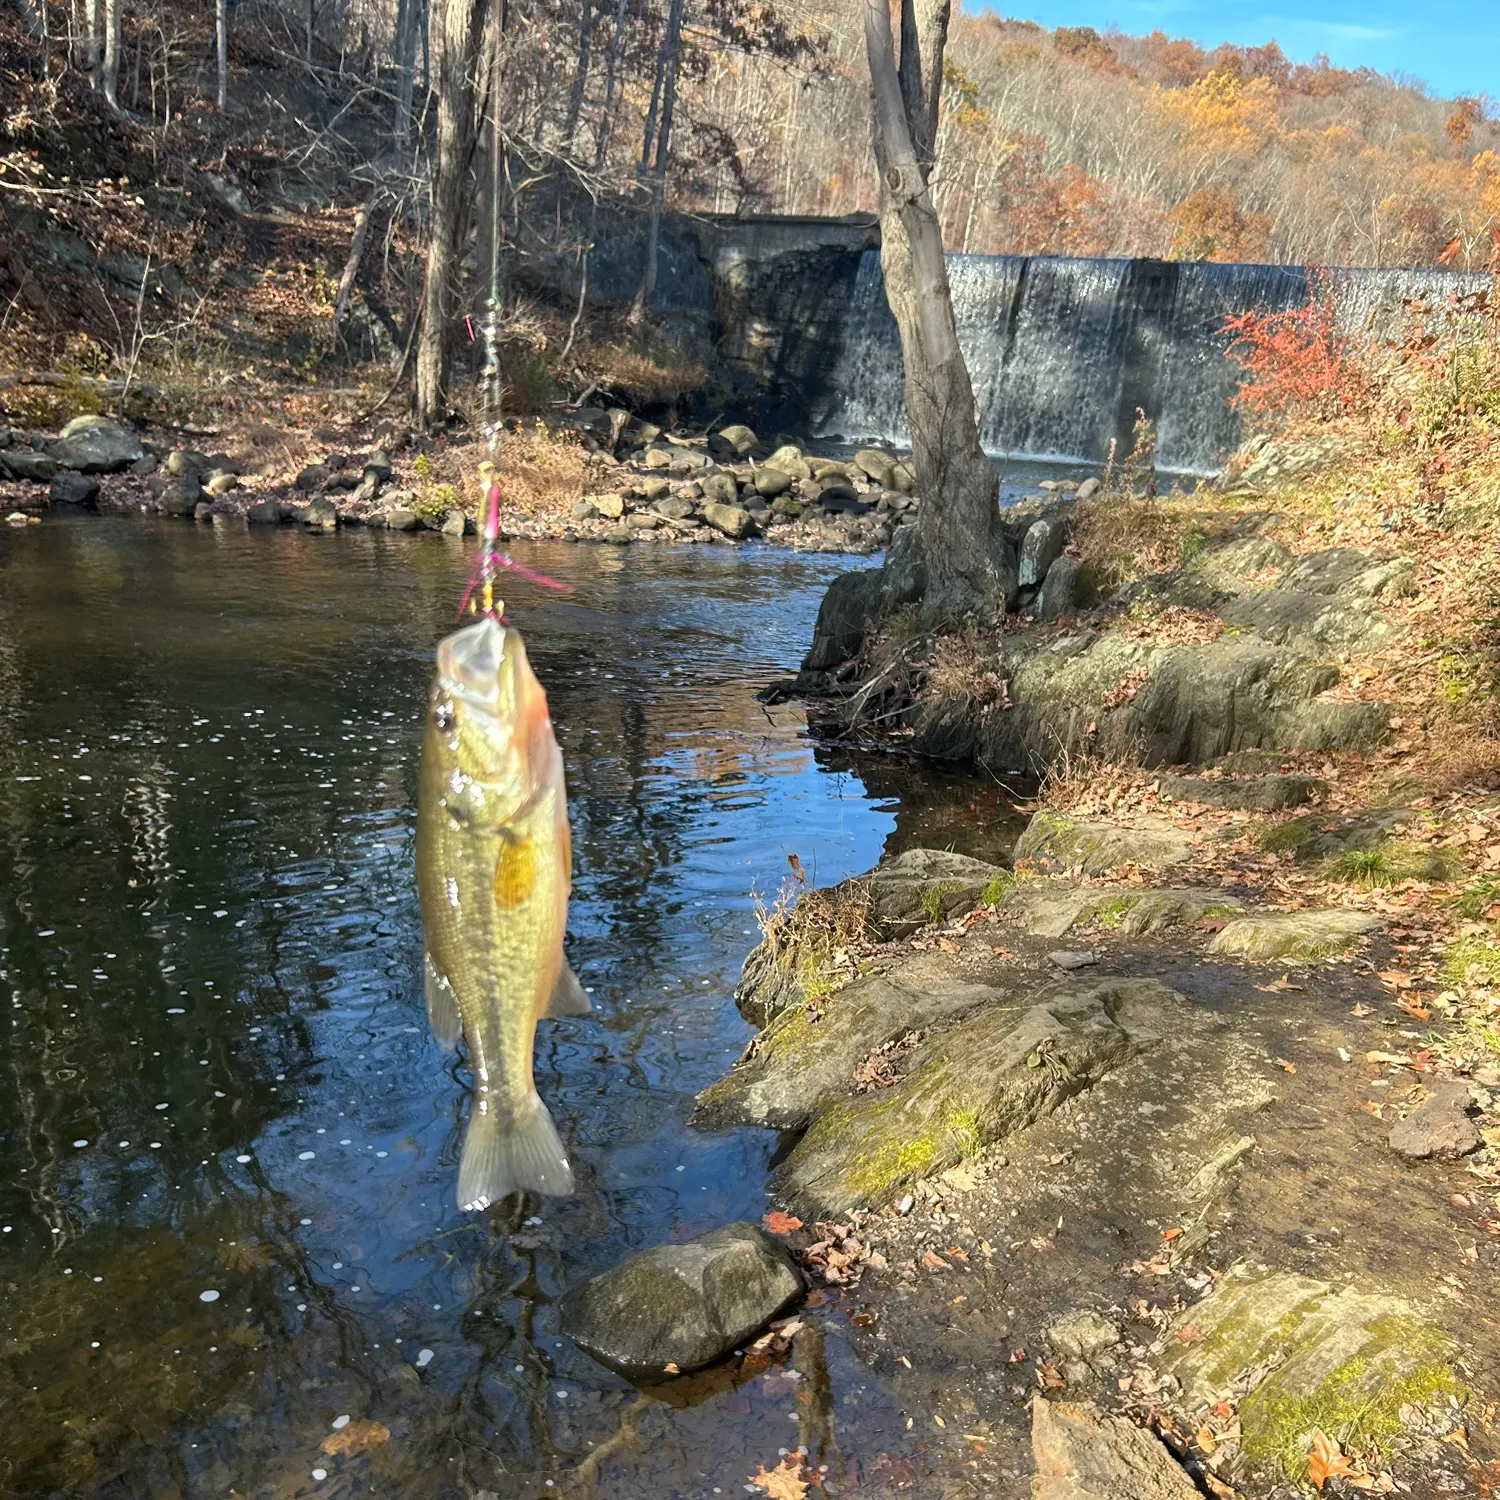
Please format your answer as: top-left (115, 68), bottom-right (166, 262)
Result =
top-left (416, 616), bottom-right (588, 1210)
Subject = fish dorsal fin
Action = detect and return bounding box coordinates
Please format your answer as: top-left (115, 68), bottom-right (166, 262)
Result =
top-left (544, 962), bottom-right (591, 1018)
top-left (424, 953), bottom-right (463, 1050)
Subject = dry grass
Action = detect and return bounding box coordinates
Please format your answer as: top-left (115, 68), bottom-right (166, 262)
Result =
top-left (579, 339), bottom-right (709, 407)
top-left (491, 421), bottom-right (590, 516)
top-left (923, 626), bottom-right (1012, 719)
top-left (1069, 492), bottom-right (1200, 587)
top-left (753, 869), bottom-right (873, 999)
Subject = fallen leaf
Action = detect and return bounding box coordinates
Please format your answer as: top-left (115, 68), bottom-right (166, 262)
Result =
top-left (921, 1249), bottom-right (949, 1271)
top-left (1193, 1424), bottom-right (1218, 1455)
top-left (1398, 997), bottom-right (1433, 1022)
top-left (933, 1414), bottom-right (946, 1427)
top-left (945, 1245), bottom-right (970, 1261)
top-left (1350, 1002), bottom-right (1373, 1017)
top-left (320, 1420), bottom-right (390, 1457)
top-left (1037, 1360), bottom-right (1066, 1390)
top-left (1367, 1050), bottom-right (1412, 1066)
top-left (1274, 1058), bottom-right (1298, 1074)
top-left (937, 937), bottom-right (960, 955)
top-left (1255, 974), bottom-right (1304, 992)
top-left (1202, 1475), bottom-right (1236, 1499)
top-left (662, 1361), bottom-right (681, 1375)
top-left (1174, 1324), bottom-right (1203, 1345)
top-left (1379, 970), bottom-right (1415, 989)
top-left (1160, 1226), bottom-right (1183, 1243)
top-left (1306, 1428), bottom-right (1359, 1490)
top-left (749, 1456), bottom-right (808, 1500)
top-left (991, 945), bottom-right (1013, 957)
top-left (761, 1211), bottom-right (803, 1237)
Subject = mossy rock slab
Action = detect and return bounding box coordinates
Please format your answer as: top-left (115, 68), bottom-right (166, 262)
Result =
top-left (1184, 535), bottom-right (1290, 595)
top-left (1005, 882), bottom-right (1243, 939)
top-left (1014, 812), bottom-right (1193, 877)
top-left (1219, 588), bottom-right (1391, 652)
top-left (1208, 909), bottom-right (1379, 963)
top-left (773, 977), bottom-right (1172, 1215)
top-left (696, 955), bottom-right (1010, 1131)
top-left (1160, 1267), bottom-right (1462, 1480)
top-left (865, 847), bottom-right (1008, 938)
top-left (1257, 807), bottom-right (1415, 861)
top-left (1158, 773), bottom-right (1323, 812)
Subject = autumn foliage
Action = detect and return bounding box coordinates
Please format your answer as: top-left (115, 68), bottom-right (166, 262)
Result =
top-left (1222, 279), bottom-right (1369, 419)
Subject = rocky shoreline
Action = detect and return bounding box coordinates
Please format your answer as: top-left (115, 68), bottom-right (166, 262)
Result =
top-left (0, 410), bottom-right (947, 557)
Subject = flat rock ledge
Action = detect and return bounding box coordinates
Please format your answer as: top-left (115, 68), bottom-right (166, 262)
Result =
top-left (558, 1223), bottom-right (802, 1379)
top-left (1159, 1266), bottom-right (1463, 1484)
top-left (1031, 1397), bottom-right (1199, 1499)
top-left (1014, 813), bottom-right (1194, 877)
top-left (1207, 908), bottom-right (1379, 964)
top-left (766, 976), bottom-right (1171, 1216)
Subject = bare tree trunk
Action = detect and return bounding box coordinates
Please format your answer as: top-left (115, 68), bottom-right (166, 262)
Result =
top-left (214, 0), bottom-right (226, 110)
top-left (561, 0), bottom-right (596, 153)
top-left (591, 0), bottom-right (628, 169)
top-left (627, 0), bottom-right (682, 327)
top-left (332, 189), bottom-right (378, 325)
top-left (392, 0), bottom-right (416, 141)
top-left (83, 0), bottom-right (98, 86)
top-left (863, 0), bottom-right (1015, 615)
top-left (413, 0), bottom-right (493, 427)
top-left (303, 0), bottom-right (312, 65)
top-left (100, 0), bottom-right (118, 106)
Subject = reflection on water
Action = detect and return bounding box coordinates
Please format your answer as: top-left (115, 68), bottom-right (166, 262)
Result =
top-left (0, 518), bottom-right (1023, 1498)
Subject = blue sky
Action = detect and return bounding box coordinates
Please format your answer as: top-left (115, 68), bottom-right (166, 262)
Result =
top-left (972, 1), bottom-right (1498, 100)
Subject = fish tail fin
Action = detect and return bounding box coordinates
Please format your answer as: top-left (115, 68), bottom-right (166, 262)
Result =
top-left (457, 1094), bottom-right (574, 1211)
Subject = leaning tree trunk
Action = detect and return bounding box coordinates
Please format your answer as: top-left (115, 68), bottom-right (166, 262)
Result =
top-left (413, 0), bottom-right (491, 428)
top-left (863, 0), bottom-right (1015, 617)
top-left (214, 0), bottom-right (227, 110)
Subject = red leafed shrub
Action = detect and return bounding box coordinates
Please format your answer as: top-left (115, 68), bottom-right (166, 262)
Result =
top-left (1221, 275), bottom-right (1371, 419)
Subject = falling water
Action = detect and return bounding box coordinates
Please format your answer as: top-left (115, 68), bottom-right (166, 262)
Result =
top-left (807, 251), bottom-right (1490, 473)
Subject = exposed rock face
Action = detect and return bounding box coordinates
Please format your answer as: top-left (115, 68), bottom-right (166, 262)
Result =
top-left (1019, 516), bottom-right (1067, 588)
top-left (771, 977), bottom-right (1170, 1215)
top-left (1388, 1080), bottom-right (1480, 1160)
top-left (1160, 1267), bottom-right (1463, 1472)
top-left (1014, 813), bottom-right (1193, 877)
top-left (1031, 1398), bottom-right (1199, 1500)
top-left (301, 497), bottom-right (338, 530)
top-left (1207, 909), bottom-right (1379, 963)
top-left (1157, 772), bottom-right (1322, 811)
top-left (697, 954), bottom-right (1009, 1130)
top-left (558, 1224), bottom-right (802, 1378)
top-left (1037, 556), bottom-right (1085, 620)
top-left (159, 478), bottom-right (203, 517)
top-left (47, 416), bottom-right (143, 474)
top-left (1003, 881), bottom-right (1243, 940)
top-left (864, 848), bottom-right (1006, 937)
top-left (246, 500), bottom-right (281, 524)
top-left (1, 451), bottom-right (58, 482)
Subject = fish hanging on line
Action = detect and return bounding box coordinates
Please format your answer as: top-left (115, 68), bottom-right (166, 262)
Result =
top-left (416, 614), bottom-right (588, 1210)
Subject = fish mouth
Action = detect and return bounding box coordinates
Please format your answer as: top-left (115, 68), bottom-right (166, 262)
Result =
top-left (436, 617), bottom-right (512, 711)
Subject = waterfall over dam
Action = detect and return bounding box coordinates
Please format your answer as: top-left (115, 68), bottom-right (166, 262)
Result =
top-left (695, 221), bottom-right (1488, 475)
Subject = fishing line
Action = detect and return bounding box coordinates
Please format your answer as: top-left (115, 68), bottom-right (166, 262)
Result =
top-left (458, 28), bottom-right (570, 624)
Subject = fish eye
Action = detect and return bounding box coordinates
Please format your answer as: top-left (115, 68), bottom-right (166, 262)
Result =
top-left (434, 702), bottom-right (456, 734)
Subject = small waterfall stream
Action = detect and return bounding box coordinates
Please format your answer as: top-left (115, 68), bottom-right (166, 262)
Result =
top-left (808, 251), bottom-right (1488, 473)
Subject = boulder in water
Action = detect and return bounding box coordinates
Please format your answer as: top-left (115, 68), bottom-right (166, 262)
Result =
top-left (301, 497), bottom-right (339, 530)
top-left (246, 499), bottom-right (281, 524)
top-left (50, 471), bottom-right (99, 506)
top-left (1, 451), bottom-right (57, 482)
top-left (164, 449), bottom-right (211, 479)
top-left (701, 502), bottom-right (755, 540)
top-left (159, 478), bottom-right (204, 517)
top-left (714, 424), bottom-right (757, 457)
top-left (701, 472), bottom-right (739, 508)
top-left (47, 416), bottom-right (143, 474)
top-left (559, 1223), bottom-right (802, 1377)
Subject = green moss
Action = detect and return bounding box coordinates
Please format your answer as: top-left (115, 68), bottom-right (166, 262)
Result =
top-left (1245, 1344), bottom-right (1461, 1479)
top-left (980, 873), bottom-right (1016, 907)
top-left (1441, 933), bottom-right (1500, 985)
top-left (1257, 814), bottom-right (1324, 855)
top-left (1458, 876), bottom-right (1500, 920)
top-left (1087, 894), bottom-right (1140, 928)
top-left (1201, 902), bottom-right (1242, 921)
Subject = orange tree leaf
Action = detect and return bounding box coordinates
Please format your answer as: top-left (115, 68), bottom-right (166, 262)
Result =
top-left (749, 1456), bottom-right (808, 1500)
top-left (761, 1211), bottom-right (803, 1237)
top-left (1306, 1428), bottom-right (1358, 1490)
top-left (320, 1420), bottom-right (391, 1457)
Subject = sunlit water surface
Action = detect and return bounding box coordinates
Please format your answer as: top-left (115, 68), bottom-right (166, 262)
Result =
top-left (0, 517), bottom-right (1023, 1499)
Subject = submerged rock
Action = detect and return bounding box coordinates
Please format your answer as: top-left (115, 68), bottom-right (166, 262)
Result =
top-left (301, 497), bottom-right (338, 530)
top-left (1160, 1267), bottom-right (1463, 1477)
top-left (50, 471), bottom-right (99, 506)
top-left (1207, 908), bottom-right (1378, 963)
top-left (1014, 812), bottom-right (1193, 876)
top-left (559, 1223), bottom-right (801, 1378)
top-left (1031, 1397), bottom-right (1199, 1499)
top-left (773, 977), bottom-right (1170, 1214)
top-left (1388, 1080), bottom-right (1480, 1160)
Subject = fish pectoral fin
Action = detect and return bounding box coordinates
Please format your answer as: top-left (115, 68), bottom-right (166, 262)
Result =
top-left (458, 1093), bottom-right (574, 1210)
top-left (544, 962), bottom-right (592, 1018)
top-left (424, 953), bottom-right (463, 1051)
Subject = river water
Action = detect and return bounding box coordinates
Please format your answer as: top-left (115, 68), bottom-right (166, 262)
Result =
top-left (0, 517), bottom-right (1023, 1500)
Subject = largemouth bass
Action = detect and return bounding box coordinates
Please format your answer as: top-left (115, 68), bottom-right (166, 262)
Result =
top-left (416, 615), bottom-right (588, 1210)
